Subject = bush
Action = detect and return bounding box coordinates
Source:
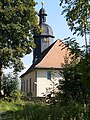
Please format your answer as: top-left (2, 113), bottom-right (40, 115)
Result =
top-left (2, 73), bottom-right (19, 97)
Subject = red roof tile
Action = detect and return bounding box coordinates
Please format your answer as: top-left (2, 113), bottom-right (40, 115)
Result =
top-left (20, 39), bottom-right (70, 77)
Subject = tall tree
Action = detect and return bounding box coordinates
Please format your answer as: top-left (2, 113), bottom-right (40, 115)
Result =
top-left (59, 0), bottom-right (90, 47)
top-left (58, 0), bottom-right (90, 103)
top-left (0, 0), bottom-right (40, 96)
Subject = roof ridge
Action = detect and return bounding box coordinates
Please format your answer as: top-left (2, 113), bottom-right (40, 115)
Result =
top-left (33, 40), bottom-right (57, 66)
top-left (20, 40), bottom-right (58, 77)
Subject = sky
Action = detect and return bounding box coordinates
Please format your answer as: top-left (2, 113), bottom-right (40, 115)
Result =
top-left (5, 0), bottom-right (85, 75)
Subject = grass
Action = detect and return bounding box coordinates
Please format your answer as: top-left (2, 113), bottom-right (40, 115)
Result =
top-left (0, 99), bottom-right (88, 120)
top-left (0, 100), bottom-right (24, 112)
top-left (0, 100), bottom-right (51, 120)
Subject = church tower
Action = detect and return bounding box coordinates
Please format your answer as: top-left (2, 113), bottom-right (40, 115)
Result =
top-left (33, 2), bottom-right (55, 63)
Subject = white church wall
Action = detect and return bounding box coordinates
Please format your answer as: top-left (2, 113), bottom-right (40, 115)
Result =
top-left (21, 71), bottom-right (36, 96)
top-left (37, 69), bottom-right (60, 97)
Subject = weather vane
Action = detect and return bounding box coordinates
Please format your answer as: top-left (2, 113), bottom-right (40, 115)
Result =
top-left (41, 1), bottom-right (44, 8)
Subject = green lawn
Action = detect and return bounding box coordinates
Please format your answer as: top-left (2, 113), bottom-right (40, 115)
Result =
top-left (0, 100), bottom-right (50, 120)
top-left (0, 99), bottom-right (88, 120)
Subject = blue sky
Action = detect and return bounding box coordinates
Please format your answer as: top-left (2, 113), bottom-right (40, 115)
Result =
top-left (5, 0), bottom-right (85, 75)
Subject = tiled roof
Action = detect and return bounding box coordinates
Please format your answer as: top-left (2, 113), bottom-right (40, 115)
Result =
top-left (20, 39), bottom-right (70, 77)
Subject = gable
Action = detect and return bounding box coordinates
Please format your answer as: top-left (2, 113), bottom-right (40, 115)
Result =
top-left (20, 39), bottom-right (70, 78)
top-left (35, 39), bottom-right (70, 68)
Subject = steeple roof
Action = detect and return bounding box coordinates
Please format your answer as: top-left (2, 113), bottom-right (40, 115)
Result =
top-left (34, 5), bottom-right (54, 38)
top-left (39, 8), bottom-right (47, 16)
top-left (38, 4), bottom-right (47, 24)
top-left (34, 23), bottom-right (55, 38)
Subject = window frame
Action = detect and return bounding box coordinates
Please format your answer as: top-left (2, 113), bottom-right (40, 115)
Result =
top-left (47, 71), bottom-right (51, 80)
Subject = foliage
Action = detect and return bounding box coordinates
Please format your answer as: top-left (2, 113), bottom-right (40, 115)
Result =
top-left (58, 56), bottom-right (90, 104)
top-left (59, 0), bottom-right (90, 37)
top-left (64, 37), bottom-right (82, 59)
top-left (0, 0), bottom-right (40, 71)
top-left (10, 89), bottom-right (22, 101)
top-left (0, 100), bottom-right (90, 120)
top-left (0, 0), bottom-right (41, 97)
top-left (48, 101), bottom-right (88, 120)
top-left (58, 0), bottom-right (90, 105)
top-left (2, 73), bottom-right (19, 98)
top-left (46, 38), bottom-right (90, 119)
top-left (0, 100), bottom-right (23, 112)
top-left (77, 53), bottom-right (90, 96)
top-left (0, 101), bottom-right (50, 120)
top-left (46, 56), bottom-right (90, 119)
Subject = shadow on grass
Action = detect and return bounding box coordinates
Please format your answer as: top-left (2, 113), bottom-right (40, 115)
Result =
top-left (0, 110), bottom-right (23, 120)
top-left (0, 103), bottom-right (50, 120)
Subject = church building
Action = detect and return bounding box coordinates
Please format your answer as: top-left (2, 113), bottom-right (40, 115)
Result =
top-left (20, 4), bottom-right (70, 97)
